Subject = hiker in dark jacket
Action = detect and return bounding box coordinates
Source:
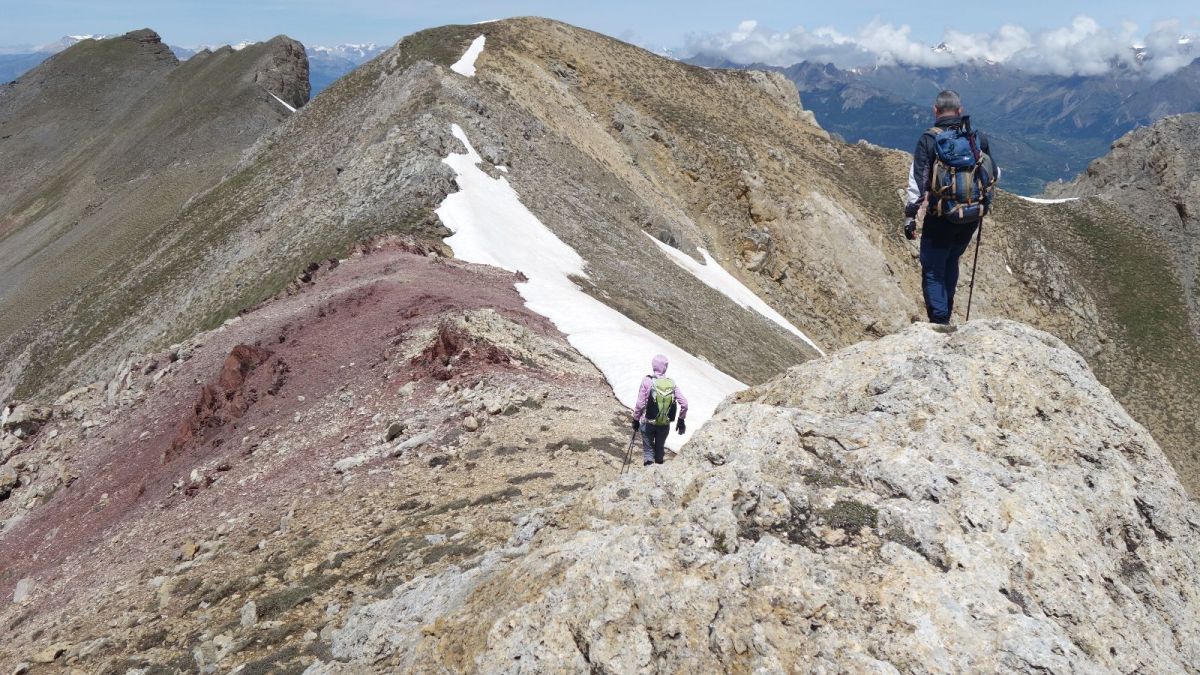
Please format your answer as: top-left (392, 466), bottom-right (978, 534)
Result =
top-left (631, 354), bottom-right (688, 466)
top-left (904, 89), bottom-right (995, 324)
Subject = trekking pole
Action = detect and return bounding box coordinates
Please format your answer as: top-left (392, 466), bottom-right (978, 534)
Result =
top-left (965, 217), bottom-right (984, 322)
top-left (620, 428), bottom-right (639, 474)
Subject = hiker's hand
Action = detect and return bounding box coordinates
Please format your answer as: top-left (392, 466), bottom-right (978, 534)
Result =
top-left (904, 218), bottom-right (917, 240)
top-left (675, 419), bottom-right (686, 435)
top-left (631, 418), bottom-right (640, 431)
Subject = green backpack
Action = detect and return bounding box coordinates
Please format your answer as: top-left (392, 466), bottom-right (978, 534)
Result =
top-left (645, 377), bottom-right (677, 426)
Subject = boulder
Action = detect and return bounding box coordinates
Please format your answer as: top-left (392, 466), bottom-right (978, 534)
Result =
top-left (0, 466), bottom-right (17, 501)
top-left (241, 600), bottom-right (258, 628)
top-left (2, 404), bottom-right (51, 437)
top-left (385, 422), bottom-right (405, 442)
top-left (0, 433), bottom-right (20, 465)
top-left (313, 320), bottom-right (1200, 673)
top-left (11, 577), bottom-right (34, 603)
top-left (333, 455), bottom-right (367, 474)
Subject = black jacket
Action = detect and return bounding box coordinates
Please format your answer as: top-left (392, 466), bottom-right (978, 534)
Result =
top-left (904, 114), bottom-right (993, 219)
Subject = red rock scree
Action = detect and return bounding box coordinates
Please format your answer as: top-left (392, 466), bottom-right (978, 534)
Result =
top-left (169, 344), bottom-right (285, 455)
top-left (412, 322), bottom-right (511, 381)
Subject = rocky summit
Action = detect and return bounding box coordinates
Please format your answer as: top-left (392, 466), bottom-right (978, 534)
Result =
top-left (312, 321), bottom-right (1200, 674)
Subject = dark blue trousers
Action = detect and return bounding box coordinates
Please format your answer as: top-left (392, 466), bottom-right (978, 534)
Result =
top-left (920, 219), bottom-right (979, 324)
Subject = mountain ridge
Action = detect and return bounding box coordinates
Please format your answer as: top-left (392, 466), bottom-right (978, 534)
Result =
top-left (0, 28), bottom-right (308, 359)
top-left (697, 55), bottom-right (1200, 194)
top-left (1048, 112), bottom-right (1200, 337)
top-left (2, 18), bottom-right (1198, 490)
top-left (0, 17), bottom-right (1199, 672)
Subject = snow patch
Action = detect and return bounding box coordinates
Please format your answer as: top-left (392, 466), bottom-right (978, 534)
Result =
top-left (495, 165), bottom-right (508, 173)
top-left (436, 124), bottom-right (745, 449)
top-left (647, 234), bottom-right (824, 356)
top-left (1016, 196), bottom-right (1079, 204)
top-left (268, 92), bottom-right (296, 113)
top-left (450, 35), bottom-right (486, 77)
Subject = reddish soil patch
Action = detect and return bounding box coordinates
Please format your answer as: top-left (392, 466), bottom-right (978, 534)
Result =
top-left (0, 243), bottom-right (560, 604)
top-left (169, 344), bottom-right (278, 455)
top-left (413, 322), bottom-right (511, 381)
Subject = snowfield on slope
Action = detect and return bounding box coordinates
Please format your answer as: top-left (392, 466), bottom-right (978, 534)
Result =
top-left (1016, 196), bottom-right (1079, 204)
top-left (647, 233), bottom-right (824, 355)
top-left (450, 36), bottom-right (486, 77)
top-left (268, 91), bottom-right (296, 113)
top-left (437, 124), bottom-right (745, 449)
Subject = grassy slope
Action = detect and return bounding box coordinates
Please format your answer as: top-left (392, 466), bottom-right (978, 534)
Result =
top-left (997, 194), bottom-right (1200, 489)
top-left (0, 35), bottom-right (293, 351)
top-left (3, 27), bottom-right (476, 399)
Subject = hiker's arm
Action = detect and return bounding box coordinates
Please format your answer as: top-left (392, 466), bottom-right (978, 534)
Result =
top-left (904, 134), bottom-right (934, 218)
top-left (674, 385), bottom-right (688, 420)
top-left (632, 378), bottom-right (651, 420)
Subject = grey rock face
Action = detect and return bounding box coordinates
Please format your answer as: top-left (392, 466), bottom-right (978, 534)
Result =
top-left (314, 320), bottom-right (1200, 673)
top-left (1048, 113), bottom-right (1200, 336)
top-left (253, 36), bottom-right (311, 108)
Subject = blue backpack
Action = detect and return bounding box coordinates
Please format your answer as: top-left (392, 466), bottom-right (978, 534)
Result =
top-left (928, 120), bottom-right (997, 225)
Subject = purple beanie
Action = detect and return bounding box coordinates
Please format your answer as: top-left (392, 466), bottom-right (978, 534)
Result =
top-left (652, 354), bottom-right (669, 376)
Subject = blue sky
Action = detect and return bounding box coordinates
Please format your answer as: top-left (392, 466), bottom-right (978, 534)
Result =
top-left (0, 0), bottom-right (1197, 56)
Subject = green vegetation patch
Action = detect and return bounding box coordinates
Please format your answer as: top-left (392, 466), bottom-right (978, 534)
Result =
top-left (819, 499), bottom-right (879, 532)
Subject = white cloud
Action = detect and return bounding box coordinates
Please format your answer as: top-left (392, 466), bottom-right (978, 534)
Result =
top-left (686, 15), bottom-right (1197, 78)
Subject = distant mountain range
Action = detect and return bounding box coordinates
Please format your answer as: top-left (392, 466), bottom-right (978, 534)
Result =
top-left (689, 54), bottom-right (1200, 195)
top-left (304, 42), bottom-right (385, 92)
top-left (0, 34), bottom-right (384, 95)
top-left (6, 32), bottom-right (1199, 194)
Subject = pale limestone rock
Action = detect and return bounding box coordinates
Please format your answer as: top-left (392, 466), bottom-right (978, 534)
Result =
top-left (310, 321), bottom-right (1200, 673)
top-left (241, 600), bottom-right (257, 628)
top-left (11, 577), bottom-right (34, 604)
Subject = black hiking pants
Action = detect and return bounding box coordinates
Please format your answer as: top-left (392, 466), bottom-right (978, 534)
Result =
top-left (640, 422), bottom-right (669, 464)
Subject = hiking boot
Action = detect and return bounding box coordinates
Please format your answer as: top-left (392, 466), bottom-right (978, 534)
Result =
top-left (644, 461), bottom-right (653, 466)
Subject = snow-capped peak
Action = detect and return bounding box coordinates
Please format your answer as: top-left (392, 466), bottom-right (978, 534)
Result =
top-left (36, 34), bottom-right (109, 53)
top-left (932, 42), bottom-right (952, 54)
top-left (186, 40), bottom-right (257, 53)
top-left (306, 43), bottom-right (384, 64)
